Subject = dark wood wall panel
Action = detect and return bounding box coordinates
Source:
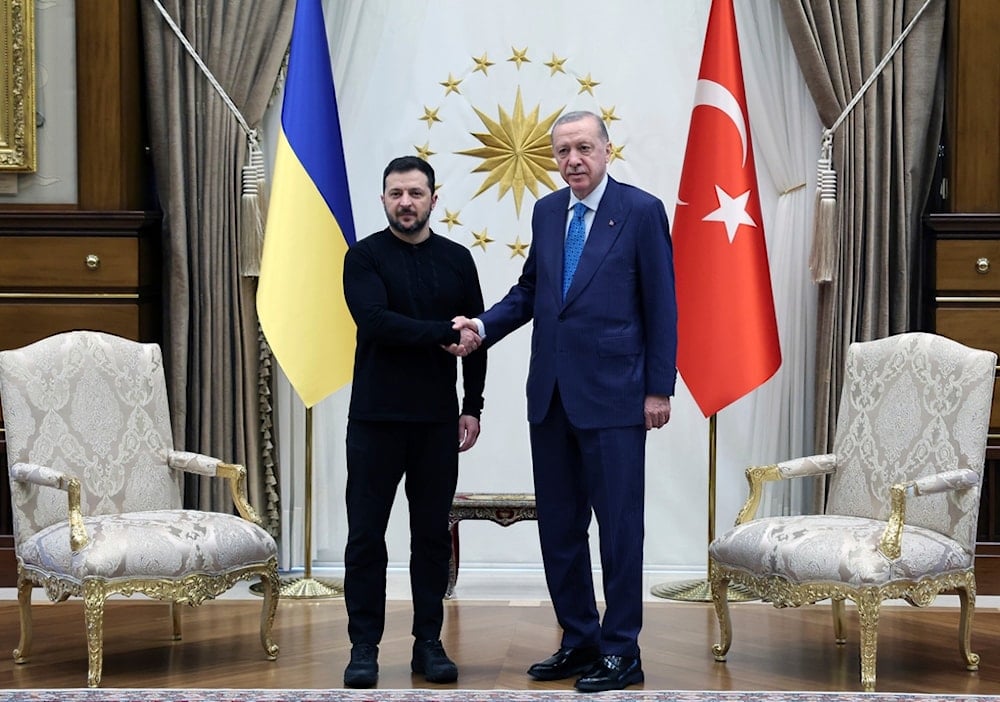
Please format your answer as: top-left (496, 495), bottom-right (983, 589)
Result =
top-left (947, 0), bottom-right (1000, 212)
top-left (75, 0), bottom-right (147, 210)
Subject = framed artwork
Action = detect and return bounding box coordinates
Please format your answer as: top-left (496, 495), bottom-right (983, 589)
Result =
top-left (0, 0), bottom-right (36, 172)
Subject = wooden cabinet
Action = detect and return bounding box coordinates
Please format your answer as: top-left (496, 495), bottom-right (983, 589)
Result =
top-left (925, 214), bottom-right (1000, 592)
top-left (0, 210), bottom-right (160, 585)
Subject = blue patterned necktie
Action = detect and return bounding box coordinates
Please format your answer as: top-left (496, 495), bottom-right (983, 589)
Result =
top-left (562, 202), bottom-right (588, 300)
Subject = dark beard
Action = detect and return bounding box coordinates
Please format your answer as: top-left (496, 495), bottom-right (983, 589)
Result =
top-left (386, 209), bottom-right (430, 237)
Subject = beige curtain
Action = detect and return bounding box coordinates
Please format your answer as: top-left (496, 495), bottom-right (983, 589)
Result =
top-left (140, 1), bottom-right (295, 524)
top-left (777, 0), bottom-right (946, 456)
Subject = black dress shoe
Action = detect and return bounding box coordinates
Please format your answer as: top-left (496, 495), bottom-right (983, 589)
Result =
top-left (526, 645), bottom-right (600, 681)
top-left (574, 654), bottom-right (644, 692)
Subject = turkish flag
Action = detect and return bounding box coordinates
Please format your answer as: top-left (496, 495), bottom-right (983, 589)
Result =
top-left (673, 0), bottom-right (781, 418)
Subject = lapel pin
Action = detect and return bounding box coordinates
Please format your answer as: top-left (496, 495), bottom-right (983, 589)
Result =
top-left (609, 219), bottom-right (615, 227)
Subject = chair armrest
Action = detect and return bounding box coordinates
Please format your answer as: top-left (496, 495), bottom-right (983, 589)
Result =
top-left (879, 468), bottom-right (980, 560)
top-left (165, 450), bottom-right (262, 526)
top-left (167, 450), bottom-right (222, 476)
top-left (734, 454), bottom-right (838, 525)
top-left (9, 462), bottom-right (89, 552)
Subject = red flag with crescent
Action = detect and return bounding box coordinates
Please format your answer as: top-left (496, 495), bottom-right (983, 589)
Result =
top-left (672, 0), bottom-right (781, 418)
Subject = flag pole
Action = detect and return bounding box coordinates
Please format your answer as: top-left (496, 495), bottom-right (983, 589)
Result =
top-left (650, 414), bottom-right (757, 602)
top-left (252, 405), bottom-right (344, 599)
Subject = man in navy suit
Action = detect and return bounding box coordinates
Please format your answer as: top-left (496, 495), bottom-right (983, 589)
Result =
top-left (454, 111), bottom-right (677, 692)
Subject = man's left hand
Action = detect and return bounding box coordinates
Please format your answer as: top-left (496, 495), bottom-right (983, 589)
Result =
top-left (644, 395), bottom-right (671, 430)
top-left (458, 414), bottom-right (481, 451)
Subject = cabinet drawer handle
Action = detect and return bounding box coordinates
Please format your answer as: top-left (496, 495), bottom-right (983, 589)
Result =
top-left (85, 254), bottom-right (101, 270)
top-left (976, 257), bottom-right (991, 274)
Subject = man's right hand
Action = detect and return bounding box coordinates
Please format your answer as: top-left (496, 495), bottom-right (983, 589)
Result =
top-left (442, 324), bottom-right (480, 357)
top-left (451, 315), bottom-right (479, 333)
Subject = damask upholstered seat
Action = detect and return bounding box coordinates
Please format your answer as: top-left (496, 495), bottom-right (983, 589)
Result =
top-left (708, 333), bottom-right (996, 691)
top-left (0, 331), bottom-right (280, 687)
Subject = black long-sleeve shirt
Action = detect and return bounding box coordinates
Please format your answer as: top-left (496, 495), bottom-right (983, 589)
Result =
top-left (343, 229), bottom-right (486, 422)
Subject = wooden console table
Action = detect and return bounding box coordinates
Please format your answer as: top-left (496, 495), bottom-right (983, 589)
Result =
top-left (447, 492), bottom-right (537, 598)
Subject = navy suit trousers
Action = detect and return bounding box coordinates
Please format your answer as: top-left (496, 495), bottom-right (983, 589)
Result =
top-left (529, 386), bottom-right (646, 657)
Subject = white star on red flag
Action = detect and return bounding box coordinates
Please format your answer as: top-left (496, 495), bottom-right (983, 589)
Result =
top-left (703, 185), bottom-right (757, 243)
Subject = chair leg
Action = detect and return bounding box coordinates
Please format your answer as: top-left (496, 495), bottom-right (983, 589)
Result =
top-left (957, 573), bottom-right (979, 671)
top-left (170, 601), bottom-right (182, 641)
top-left (855, 588), bottom-right (881, 692)
top-left (709, 566), bottom-right (732, 661)
top-left (83, 580), bottom-right (106, 688)
top-left (13, 576), bottom-right (33, 663)
top-left (831, 597), bottom-right (847, 644)
top-left (446, 518), bottom-right (460, 599)
top-left (258, 568), bottom-right (280, 660)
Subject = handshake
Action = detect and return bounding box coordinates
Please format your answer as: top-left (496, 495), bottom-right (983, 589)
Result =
top-left (443, 316), bottom-right (481, 357)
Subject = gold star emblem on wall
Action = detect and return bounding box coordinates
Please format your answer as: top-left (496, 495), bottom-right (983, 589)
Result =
top-left (544, 54), bottom-right (567, 76)
top-left (507, 236), bottom-right (530, 258)
top-left (471, 228), bottom-right (495, 251)
top-left (508, 47), bottom-right (530, 69)
top-left (577, 74), bottom-right (600, 95)
top-left (420, 106), bottom-right (442, 127)
top-left (414, 44), bottom-right (629, 260)
top-left (457, 88), bottom-right (562, 217)
top-left (440, 74), bottom-right (462, 96)
top-left (472, 53), bottom-right (495, 75)
top-left (440, 209), bottom-right (462, 230)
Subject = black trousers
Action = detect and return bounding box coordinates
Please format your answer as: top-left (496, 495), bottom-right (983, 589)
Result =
top-left (343, 419), bottom-right (458, 644)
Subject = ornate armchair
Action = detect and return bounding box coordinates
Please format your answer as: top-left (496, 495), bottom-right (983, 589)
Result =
top-left (708, 333), bottom-right (996, 691)
top-left (0, 331), bottom-right (280, 687)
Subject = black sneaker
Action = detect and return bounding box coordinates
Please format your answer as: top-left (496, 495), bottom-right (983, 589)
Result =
top-left (411, 638), bottom-right (458, 683)
top-left (344, 643), bottom-right (379, 688)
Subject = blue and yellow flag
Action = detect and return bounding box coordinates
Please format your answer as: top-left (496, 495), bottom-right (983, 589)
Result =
top-left (257, 0), bottom-right (356, 408)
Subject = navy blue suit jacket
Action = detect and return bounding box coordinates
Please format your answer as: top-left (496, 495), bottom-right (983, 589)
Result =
top-left (481, 177), bottom-right (678, 430)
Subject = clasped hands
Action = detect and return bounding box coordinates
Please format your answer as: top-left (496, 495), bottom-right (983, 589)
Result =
top-left (442, 315), bottom-right (481, 357)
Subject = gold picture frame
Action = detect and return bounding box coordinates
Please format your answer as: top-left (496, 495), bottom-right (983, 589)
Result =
top-left (0, 0), bottom-right (36, 172)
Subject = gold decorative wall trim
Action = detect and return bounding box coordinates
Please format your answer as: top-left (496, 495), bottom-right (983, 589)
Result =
top-left (0, 0), bottom-right (36, 172)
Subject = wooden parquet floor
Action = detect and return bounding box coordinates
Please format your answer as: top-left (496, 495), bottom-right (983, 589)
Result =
top-left (0, 597), bottom-right (998, 693)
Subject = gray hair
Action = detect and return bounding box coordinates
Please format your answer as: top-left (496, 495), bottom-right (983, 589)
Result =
top-left (552, 111), bottom-right (609, 143)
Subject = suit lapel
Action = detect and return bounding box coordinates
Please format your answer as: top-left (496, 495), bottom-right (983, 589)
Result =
top-left (540, 192), bottom-right (570, 307)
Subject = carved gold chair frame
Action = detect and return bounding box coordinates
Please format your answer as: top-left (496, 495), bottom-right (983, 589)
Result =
top-left (11, 462), bottom-right (280, 688)
top-left (710, 460), bottom-right (980, 692)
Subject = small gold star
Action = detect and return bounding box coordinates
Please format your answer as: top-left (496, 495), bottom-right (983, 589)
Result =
top-left (440, 73), bottom-right (462, 96)
top-left (609, 143), bottom-right (626, 164)
top-left (577, 73), bottom-right (600, 95)
top-left (471, 228), bottom-right (495, 251)
top-left (507, 236), bottom-right (530, 258)
top-left (414, 142), bottom-right (435, 160)
top-left (419, 106), bottom-right (442, 128)
top-left (472, 53), bottom-right (495, 75)
top-left (544, 54), bottom-right (567, 76)
top-left (440, 209), bottom-right (462, 231)
top-left (601, 106), bottom-right (621, 126)
top-left (508, 47), bottom-right (530, 69)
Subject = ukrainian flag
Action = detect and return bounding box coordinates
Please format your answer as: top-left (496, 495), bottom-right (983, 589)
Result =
top-left (257, 0), bottom-right (356, 408)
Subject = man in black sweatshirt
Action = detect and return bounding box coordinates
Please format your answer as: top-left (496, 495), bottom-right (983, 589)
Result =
top-left (341, 156), bottom-right (486, 688)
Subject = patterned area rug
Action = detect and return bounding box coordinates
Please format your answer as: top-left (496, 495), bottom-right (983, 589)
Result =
top-left (2, 691), bottom-right (998, 702)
